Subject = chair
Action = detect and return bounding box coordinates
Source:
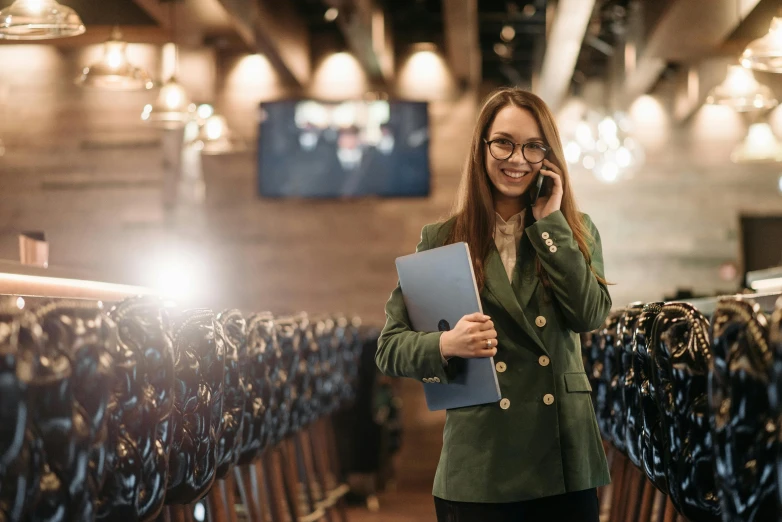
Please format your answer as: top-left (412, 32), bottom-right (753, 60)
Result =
top-left (651, 303), bottom-right (720, 522)
top-left (710, 298), bottom-right (778, 522)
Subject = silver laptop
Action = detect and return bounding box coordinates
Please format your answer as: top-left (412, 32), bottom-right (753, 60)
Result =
top-left (396, 242), bottom-right (501, 411)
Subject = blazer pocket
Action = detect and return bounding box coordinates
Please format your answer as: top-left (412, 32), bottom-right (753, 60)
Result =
top-left (564, 372), bottom-right (592, 393)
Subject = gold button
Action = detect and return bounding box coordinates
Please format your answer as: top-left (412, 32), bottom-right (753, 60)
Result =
top-left (433, 377), bottom-right (440, 383)
top-left (545, 239), bottom-right (554, 246)
top-left (535, 316), bottom-right (547, 327)
top-left (538, 355), bottom-right (550, 367)
top-left (543, 394), bottom-right (554, 405)
top-left (549, 245), bottom-right (557, 253)
top-left (496, 361), bottom-right (507, 373)
top-left (500, 398), bottom-right (510, 410)
top-left (541, 232), bottom-right (550, 239)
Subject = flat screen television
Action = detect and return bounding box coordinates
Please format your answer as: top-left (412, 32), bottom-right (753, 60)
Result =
top-left (258, 99), bottom-right (430, 198)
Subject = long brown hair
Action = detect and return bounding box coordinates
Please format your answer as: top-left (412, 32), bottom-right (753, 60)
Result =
top-left (445, 87), bottom-right (609, 291)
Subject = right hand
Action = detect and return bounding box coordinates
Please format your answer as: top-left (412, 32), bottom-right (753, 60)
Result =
top-left (440, 313), bottom-right (498, 359)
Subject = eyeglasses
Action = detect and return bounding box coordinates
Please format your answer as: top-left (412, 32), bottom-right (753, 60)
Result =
top-left (484, 138), bottom-right (549, 163)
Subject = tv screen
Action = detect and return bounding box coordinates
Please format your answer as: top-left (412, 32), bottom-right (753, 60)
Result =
top-left (258, 100), bottom-right (431, 198)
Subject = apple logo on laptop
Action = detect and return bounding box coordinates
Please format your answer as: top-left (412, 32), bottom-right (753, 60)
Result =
top-left (438, 319), bottom-right (450, 332)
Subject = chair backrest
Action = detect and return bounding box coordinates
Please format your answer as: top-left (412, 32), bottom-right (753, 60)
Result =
top-left (215, 309), bottom-right (249, 479)
top-left (651, 302), bottom-right (719, 521)
top-left (165, 308), bottom-right (225, 504)
top-left (35, 301), bottom-right (116, 521)
top-left (710, 298), bottom-right (779, 522)
top-left (633, 302), bottom-right (667, 493)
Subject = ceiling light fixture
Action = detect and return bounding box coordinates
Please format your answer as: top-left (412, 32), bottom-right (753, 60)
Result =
top-left (141, 1), bottom-right (194, 128)
top-left (0, 0), bottom-right (85, 40)
top-left (141, 77), bottom-right (195, 129)
top-left (705, 64), bottom-right (778, 112)
top-left (731, 122), bottom-right (782, 163)
top-left (77, 27), bottom-right (154, 90)
top-left (561, 108), bottom-right (644, 184)
top-left (741, 16), bottom-right (782, 73)
top-left (188, 113), bottom-right (246, 155)
top-left (324, 7), bottom-right (339, 22)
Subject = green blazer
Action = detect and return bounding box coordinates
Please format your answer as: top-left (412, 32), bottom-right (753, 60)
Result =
top-left (376, 210), bottom-right (612, 503)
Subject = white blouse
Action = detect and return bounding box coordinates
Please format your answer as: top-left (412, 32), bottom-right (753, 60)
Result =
top-left (494, 210), bottom-right (525, 282)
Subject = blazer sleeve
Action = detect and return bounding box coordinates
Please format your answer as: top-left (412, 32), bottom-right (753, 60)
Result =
top-left (376, 224), bottom-right (458, 384)
top-left (525, 210), bottom-right (612, 333)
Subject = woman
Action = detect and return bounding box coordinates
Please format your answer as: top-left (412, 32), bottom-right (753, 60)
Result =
top-left (376, 88), bottom-right (612, 522)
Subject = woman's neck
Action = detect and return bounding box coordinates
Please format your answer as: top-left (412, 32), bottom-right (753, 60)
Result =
top-left (494, 197), bottom-right (525, 222)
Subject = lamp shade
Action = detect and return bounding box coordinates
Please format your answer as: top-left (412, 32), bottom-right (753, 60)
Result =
top-left (731, 122), bottom-right (782, 163)
top-left (77, 28), bottom-right (154, 90)
top-left (741, 16), bottom-right (782, 73)
top-left (0, 0), bottom-right (85, 40)
top-left (141, 77), bottom-right (195, 129)
top-left (705, 65), bottom-right (778, 112)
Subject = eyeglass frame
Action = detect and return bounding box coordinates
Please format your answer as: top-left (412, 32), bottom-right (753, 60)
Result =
top-left (483, 138), bottom-right (549, 163)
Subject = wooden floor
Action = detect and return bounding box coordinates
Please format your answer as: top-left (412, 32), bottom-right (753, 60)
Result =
top-left (346, 490), bottom-right (436, 521)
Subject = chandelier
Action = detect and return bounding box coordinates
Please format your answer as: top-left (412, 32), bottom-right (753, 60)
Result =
top-left (561, 109), bottom-right (644, 183)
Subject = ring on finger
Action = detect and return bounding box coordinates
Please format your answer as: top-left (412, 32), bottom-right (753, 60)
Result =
top-left (486, 339), bottom-right (492, 348)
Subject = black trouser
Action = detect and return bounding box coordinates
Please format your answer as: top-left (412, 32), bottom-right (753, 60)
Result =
top-left (434, 488), bottom-right (599, 522)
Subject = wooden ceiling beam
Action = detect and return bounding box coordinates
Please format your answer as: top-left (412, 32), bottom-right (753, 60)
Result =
top-left (537, 0), bottom-right (596, 111)
top-left (323, 0), bottom-right (393, 84)
top-left (214, 0), bottom-right (310, 88)
top-left (623, 0), bottom-right (763, 105)
top-left (443, 0), bottom-right (481, 89)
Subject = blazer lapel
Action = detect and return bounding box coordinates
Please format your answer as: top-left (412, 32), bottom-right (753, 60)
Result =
top-left (483, 247), bottom-right (547, 355)
top-left (513, 235), bottom-right (540, 310)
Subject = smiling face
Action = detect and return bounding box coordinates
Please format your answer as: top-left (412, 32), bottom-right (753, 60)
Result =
top-left (484, 105), bottom-right (546, 205)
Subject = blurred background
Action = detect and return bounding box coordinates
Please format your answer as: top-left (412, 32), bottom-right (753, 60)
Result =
top-left (1, 0), bottom-right (781, 519)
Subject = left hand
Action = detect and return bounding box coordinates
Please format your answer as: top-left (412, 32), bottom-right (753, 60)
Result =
top-left (531, 159), bottom-right (564, 221)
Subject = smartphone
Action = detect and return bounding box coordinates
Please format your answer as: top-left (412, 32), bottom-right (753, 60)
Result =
top-left (530, 171), bottom-right (551, 205)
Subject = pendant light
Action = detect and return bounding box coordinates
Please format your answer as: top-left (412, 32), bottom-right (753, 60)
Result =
top-left (141, 1), bottom-right (194, 128)
top-left (77, 27), bottom-right (154, 91)
top-left (192, 115), bottom-right (246, 155)
top-left (705, 64), bottom-right (778, 112)
top-left (741, 16), bottom-right (782, 73)
top-left (183, 104), bottom-right (245, 155)
top-left (731, 122), bottom-right (782, 163)
top-left (141, 77), bottom-right (194, 129)
top-left (0, 0), bottom-right (85, 40)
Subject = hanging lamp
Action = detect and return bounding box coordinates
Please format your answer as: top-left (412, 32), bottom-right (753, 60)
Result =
top-left (189, 112), bottom-right (246, 155)
top-left (141, 1), bottom-right (194, 128)
top-left (741, 16), bottom-right (782, 73)
top-left (731, 122), bottom-right (782, 163)
top-left (77, 27), bottom-right (154, 90)
top-left (141, 77), bottom-right (194, 129)
top-left (0, 0), bottom-right (85, 40)
top-left (705, 64), bottom-right (778, 112)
